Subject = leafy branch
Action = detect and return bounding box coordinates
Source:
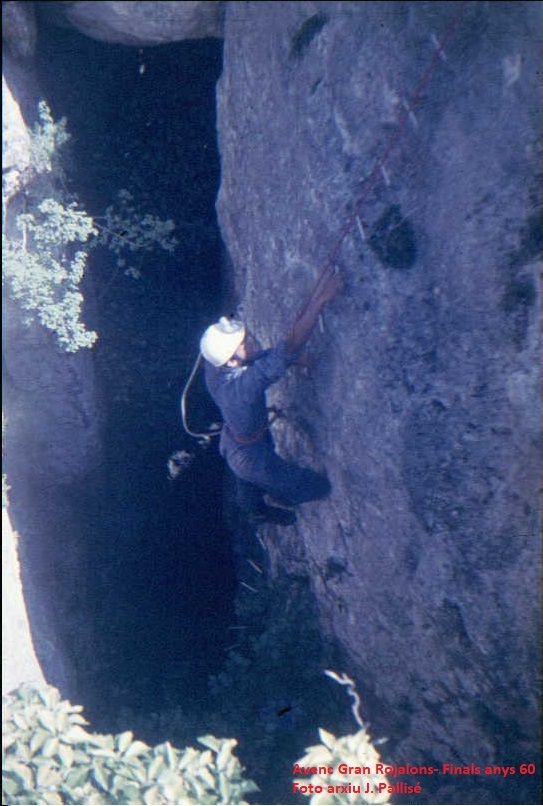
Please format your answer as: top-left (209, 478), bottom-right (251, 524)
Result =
top-left (3, 101), bottom-right (179, 352)
top-left (3, 199), bottom-right (98, 353)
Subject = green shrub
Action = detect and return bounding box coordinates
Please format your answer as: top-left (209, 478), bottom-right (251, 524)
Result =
top-left (3, 101), bottom-right (179, 352)
top-left (292, 727), bottom-right (391, 805)
top-left (2, 683), bottom-right (259, 805)
top-left (2, 199), bottom-right (98, 352)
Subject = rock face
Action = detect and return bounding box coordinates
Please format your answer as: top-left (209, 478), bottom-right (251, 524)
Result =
top-left (2, 8), bottom-right (101, 498)
top-left (2, 75), bottom-right (32, 199)
top-left (2, 16), bottom-right (102, 694)
top-left (41, 0), bottom-right (224, 45)
top-left (2, 0), bottom-right (37, 61)
top-left (2, 511), bottom-right (45, 694)
top-left (2, 239), bottom-right (102, 696)
top-left (217, 1), bottom-right (541, 800)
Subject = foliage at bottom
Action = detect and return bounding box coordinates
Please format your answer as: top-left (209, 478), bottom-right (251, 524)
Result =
top-left (2, 683), bottom-right (258, 805)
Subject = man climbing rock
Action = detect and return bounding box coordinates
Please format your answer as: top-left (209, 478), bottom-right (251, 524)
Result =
top-left (200, 268), bottom-right (343, 526)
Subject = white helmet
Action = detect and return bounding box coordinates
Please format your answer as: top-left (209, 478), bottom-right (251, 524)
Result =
top-left (200, 316), bottom-right (246, 366)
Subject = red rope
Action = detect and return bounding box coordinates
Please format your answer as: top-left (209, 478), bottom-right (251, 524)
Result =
top-left (303, 0), bottom-right (470, 312)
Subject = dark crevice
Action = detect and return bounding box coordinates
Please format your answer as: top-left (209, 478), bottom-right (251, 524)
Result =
top-left (14, 19), bottom-right (234, 724)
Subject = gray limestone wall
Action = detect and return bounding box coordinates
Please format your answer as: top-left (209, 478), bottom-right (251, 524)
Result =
top-left (2, 10), bottom-right (102, 693)
top-left (32, 0), bottom-right (225, 45)
top-left (216, 1), bottom-right (541, 795)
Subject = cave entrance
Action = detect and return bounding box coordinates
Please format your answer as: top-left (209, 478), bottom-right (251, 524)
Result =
top-left (29, 15), bottom-right (236, 725)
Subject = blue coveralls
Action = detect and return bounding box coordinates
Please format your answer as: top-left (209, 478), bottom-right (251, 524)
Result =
top-left (204, 341), bottom-right (331, 515)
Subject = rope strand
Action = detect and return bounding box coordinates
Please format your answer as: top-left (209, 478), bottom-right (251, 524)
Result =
top-left (180, 353), bottom-right (221, 442)
top-left (298, 1), bottom-right (470, 319)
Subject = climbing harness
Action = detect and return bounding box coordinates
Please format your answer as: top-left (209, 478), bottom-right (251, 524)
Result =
top-left (181, 349), bottom-right (283, 444)
top-left (224, 405), bottom-right (283, 445)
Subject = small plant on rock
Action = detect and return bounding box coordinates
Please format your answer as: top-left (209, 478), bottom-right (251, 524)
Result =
top-left (30, 99), bottom-right (70, 176)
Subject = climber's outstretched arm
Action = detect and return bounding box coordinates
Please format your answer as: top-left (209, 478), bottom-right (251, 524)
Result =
top-left (285, 269), bottom-right (343, 355)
